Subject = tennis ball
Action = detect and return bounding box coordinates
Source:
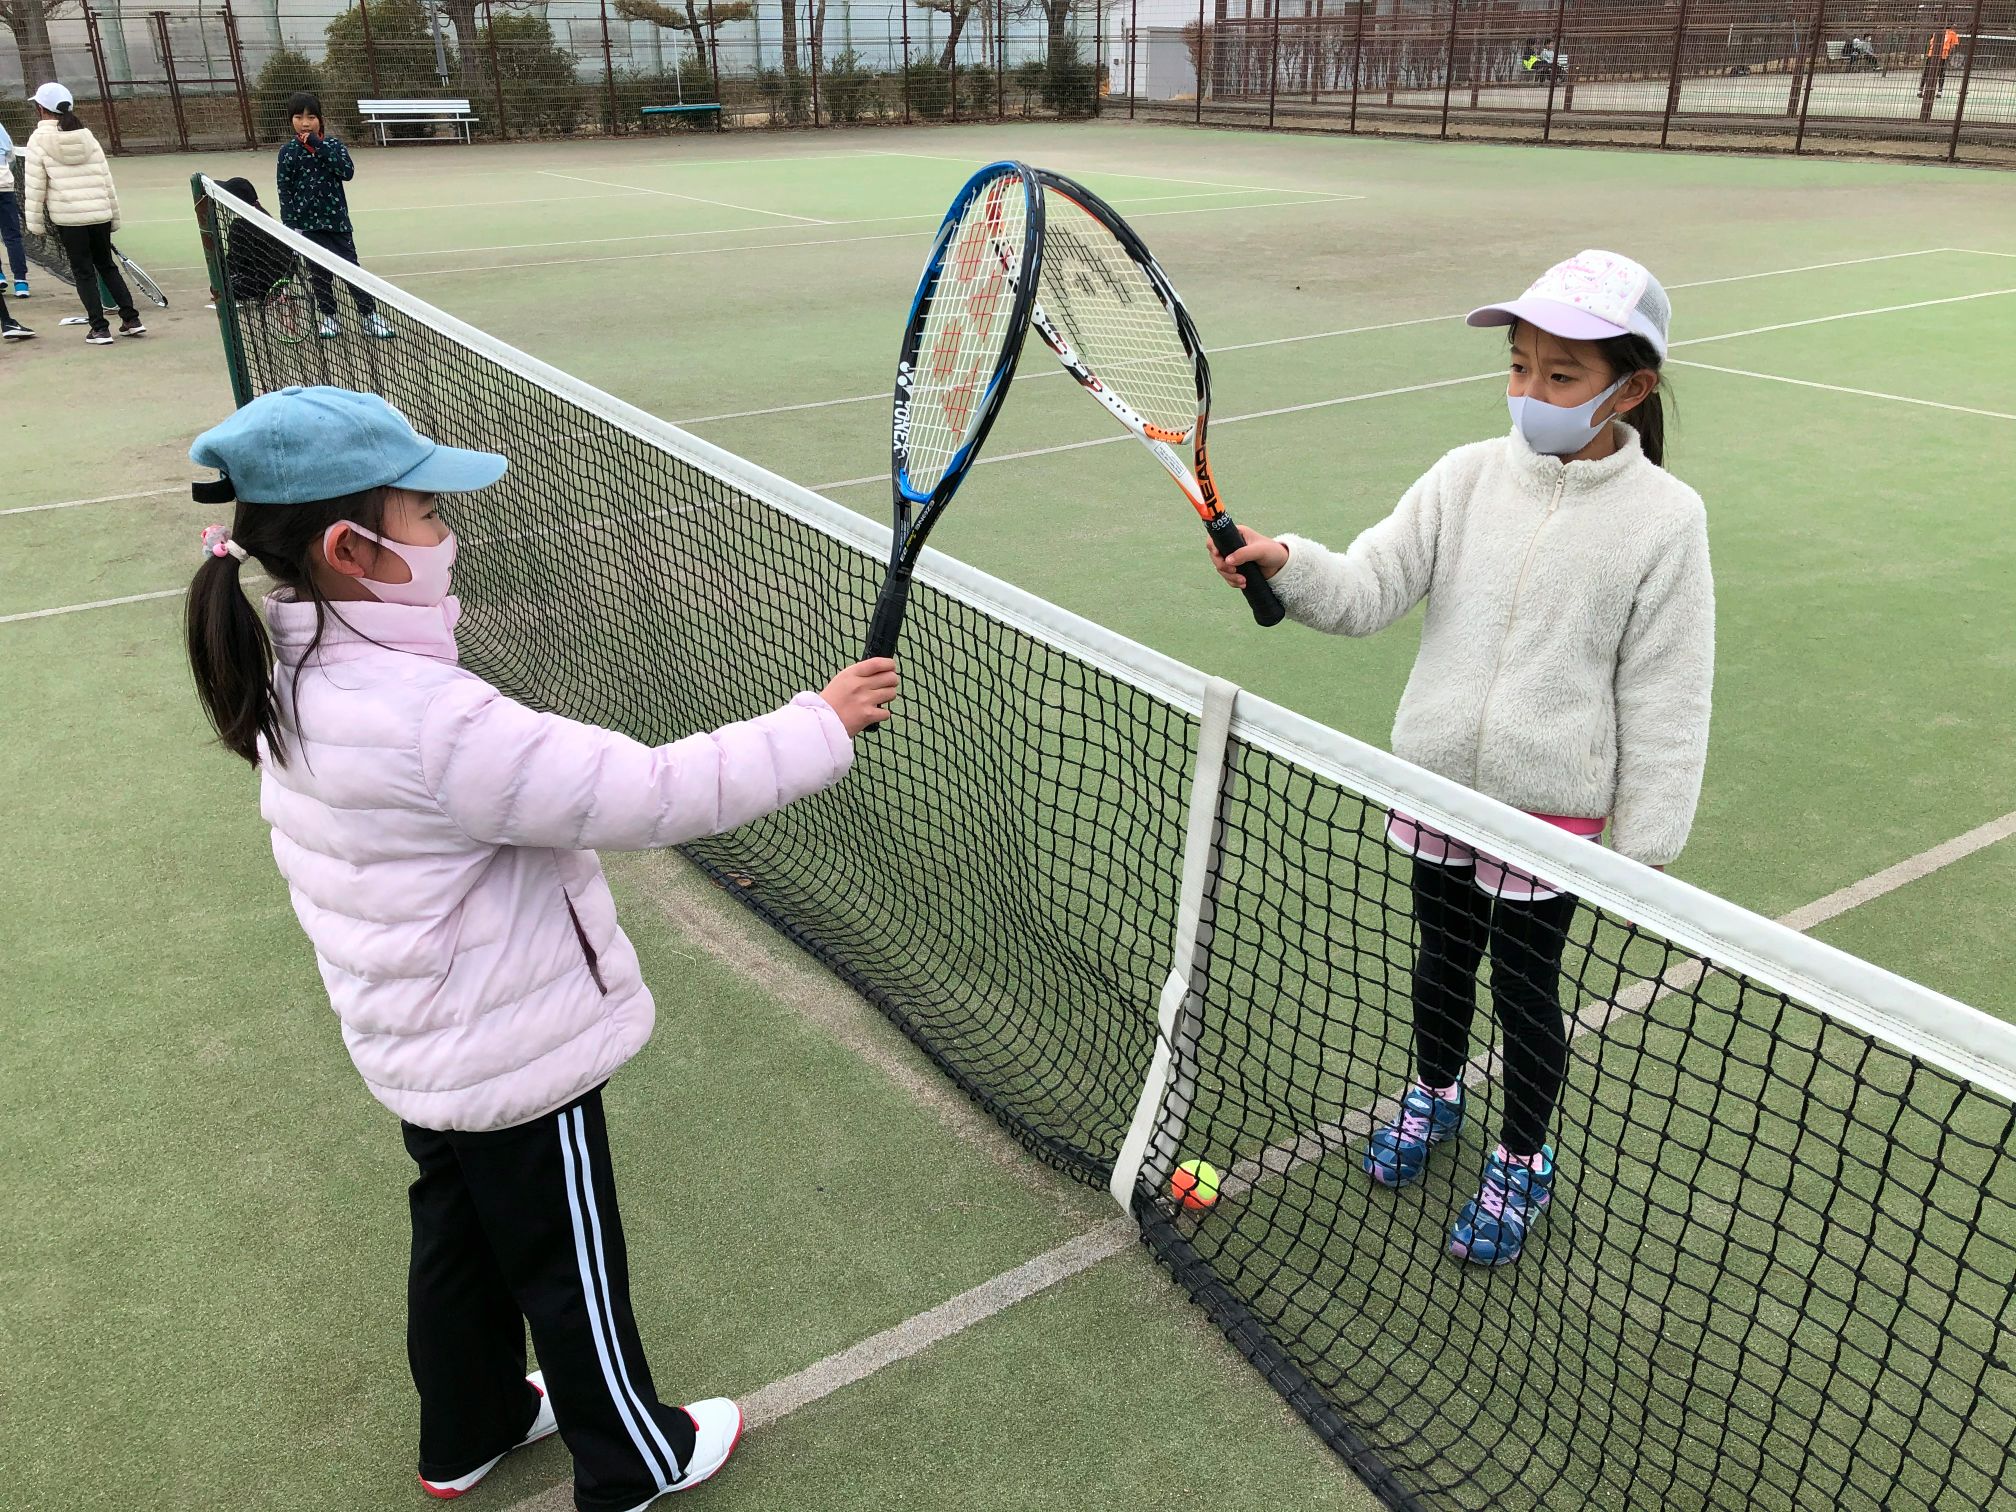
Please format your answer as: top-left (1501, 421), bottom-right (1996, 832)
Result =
top-left (1170, 1158), bottom-right (1221, 1211)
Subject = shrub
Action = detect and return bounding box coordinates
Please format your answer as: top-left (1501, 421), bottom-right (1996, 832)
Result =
top-left (905, 52), bottom-right (951, 118)
top-left (321, 0), bottom-right (458, 139)
top-left (250, 49), bottom-right (326, 144)
top-left (476, 12), bottom-right (587, 136)
top-left (819, 49), bottom-right (882, 123)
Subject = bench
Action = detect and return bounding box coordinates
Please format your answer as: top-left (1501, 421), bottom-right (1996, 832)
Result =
top-left (640, 103), bottom-right (724, 132)
top-left (358, 98), bottom-right (479, 146)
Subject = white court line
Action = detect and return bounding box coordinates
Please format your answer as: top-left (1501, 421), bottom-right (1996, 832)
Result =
top-left (679, 247), bottom-right (1963, 427)
top-left (1671, 288), bottom-right (2016, 348)
top-left (1672, 361), bottom-right (2016, 421)
top-left (151, 187), bottom-right (1315, 274)
top-left (0, 589), bottom-right (183, 624)
top-left (121, 188), bottom-right (653, 227)
top-left (1944, 246), bottom-right (2016, 258)
top-left (862, 149), bottom-right (1338, 198)
top-left (388, 195), bottom-right (1355, 281)
top-left (537, 168), bottom-right (832, 224)
top-left (2, 485), bottom-right (183, 516)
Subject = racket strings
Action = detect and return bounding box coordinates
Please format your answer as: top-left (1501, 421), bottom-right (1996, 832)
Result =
top-left (1037, 199), bottom-right (1199, 441)
top-left (907, 176), bottom-right (1032, 492)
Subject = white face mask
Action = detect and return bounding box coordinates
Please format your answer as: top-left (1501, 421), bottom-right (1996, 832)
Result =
top-left (1508, 377), bottom-right (1625, 459)
top-left (329, 520), bottom-right (458, 607)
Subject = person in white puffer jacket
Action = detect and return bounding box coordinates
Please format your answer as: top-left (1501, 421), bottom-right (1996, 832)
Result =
top-left (1209, 250), bottom-right (1714, 1268)
top-left (21, 81), bottom-right (142, 344)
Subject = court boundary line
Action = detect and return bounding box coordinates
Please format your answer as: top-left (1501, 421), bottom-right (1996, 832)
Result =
top-left (679, 247), bottom-right (1967, 427)
top-left (2, 485), bottom-right (184, 516)
top-left (1670, 360), bottom-right (2016, 421)
top-left (861, 148), bottom-right (1342, 198)
top-left (0, 589), bottom-right (183, 624)
top-left (536, 167), bottom-right (833, 223)
top-left (491, 809), bottom-right (2014, 1512)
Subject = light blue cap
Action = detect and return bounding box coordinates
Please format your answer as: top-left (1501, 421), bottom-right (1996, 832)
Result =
top-left (189, 386), bottom-right (507, 504)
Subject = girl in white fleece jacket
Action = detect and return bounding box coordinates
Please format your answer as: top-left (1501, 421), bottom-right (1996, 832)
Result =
top-left (1211, 250), bottom-right (1714, 1267)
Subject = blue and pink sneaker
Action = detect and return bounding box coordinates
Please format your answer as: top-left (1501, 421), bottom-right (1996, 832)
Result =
top-left (1449, 1145), bottom-right (1554, 1265)
top-left (1362, 1083), bottom-right (1465, 1188)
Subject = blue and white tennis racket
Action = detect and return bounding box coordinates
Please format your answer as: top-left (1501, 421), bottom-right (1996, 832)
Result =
top-left (864, 161), bottom-right (1044, 659)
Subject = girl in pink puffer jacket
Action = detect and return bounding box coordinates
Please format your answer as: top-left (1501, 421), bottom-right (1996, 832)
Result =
top-left (183, 386), bottom-right (898, 1512)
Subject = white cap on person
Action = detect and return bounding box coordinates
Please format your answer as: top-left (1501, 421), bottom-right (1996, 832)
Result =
top-left (1466, 249), bottom-right (1671, 359)
top-left (32, 81), bottom-right (75, 112)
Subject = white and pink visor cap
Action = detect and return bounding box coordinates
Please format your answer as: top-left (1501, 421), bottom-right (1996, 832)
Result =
top-left (1466, 249), bottom-right (1671, 359)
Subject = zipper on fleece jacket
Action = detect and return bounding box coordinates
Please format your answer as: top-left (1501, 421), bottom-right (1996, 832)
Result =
top-left (562, 890), bottom-right (609, 995)
top-left (1472, 475), bottom-right (1566, 786)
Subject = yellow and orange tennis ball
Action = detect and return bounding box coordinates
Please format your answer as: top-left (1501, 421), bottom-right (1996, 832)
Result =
top-left (1169, 1158), bottom-right (1221, 1211)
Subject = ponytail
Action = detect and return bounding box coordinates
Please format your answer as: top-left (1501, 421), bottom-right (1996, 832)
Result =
top-left (185, 538), bottom-right (278, 765)
top-left (55, 103), bottom-right (85, 131)
top-left (182, 486), bottom-right (390, 768)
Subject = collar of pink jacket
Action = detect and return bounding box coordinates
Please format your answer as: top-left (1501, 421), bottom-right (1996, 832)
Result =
top-left (264, 591), bottom-right (463, 666)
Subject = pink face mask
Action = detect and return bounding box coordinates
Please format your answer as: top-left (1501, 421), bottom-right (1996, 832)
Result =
top-left (329, 520), bottom-right (458, 607)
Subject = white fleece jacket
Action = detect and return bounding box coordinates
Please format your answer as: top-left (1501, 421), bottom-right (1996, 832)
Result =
top-left (22, 119), bottom-right (120, 233)
top-left (1269, 425), bottom-right (1714, 867)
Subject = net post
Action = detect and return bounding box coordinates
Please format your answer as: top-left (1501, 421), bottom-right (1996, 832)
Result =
top-left (193, 175), bottom-right (253, 410)
top-left (1946, 0), bottom-right (1989, 161)
top-left (1107, 677), bottom-right (1240, 1213)
top-left (1660, 0), bottom-right (1691, 150)
top-left (1792, 0), bottom-right (1824, 151)
top-left (1540, 0), bottom-right (1566, 141)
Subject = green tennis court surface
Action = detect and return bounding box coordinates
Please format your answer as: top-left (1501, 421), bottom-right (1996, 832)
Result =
top-left (3, 123), bottom-right (2012, 1512)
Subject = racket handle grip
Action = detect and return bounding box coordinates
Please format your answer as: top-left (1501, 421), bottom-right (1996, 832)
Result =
top-left (1207, 514), bottom-right (1286, 629)
top-left (858, 573), bottom-right (911, 736)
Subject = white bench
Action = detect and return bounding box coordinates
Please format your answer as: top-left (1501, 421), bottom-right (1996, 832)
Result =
top-left (357, 98), bottom-right (479, 146)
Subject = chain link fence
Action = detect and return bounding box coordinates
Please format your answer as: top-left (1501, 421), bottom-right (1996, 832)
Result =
top-left (2, 0), bottom-right (2009, 160)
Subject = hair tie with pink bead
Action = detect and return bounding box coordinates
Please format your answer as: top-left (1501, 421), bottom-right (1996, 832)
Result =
top-left (200, 524), bottom-right (249, 563)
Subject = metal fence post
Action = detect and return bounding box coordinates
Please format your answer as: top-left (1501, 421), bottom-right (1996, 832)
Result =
top-left (598, 0), bottom-right (621, 134)
top-left (1792, 0), bottom-right (1824, 150)
top-left (85, 6), bottom-right (124, 153)
top-left (357, 0), bottom-right (383, 97)
top-left (1128, 0), bottom-right (1137, 116)
top-left (708, 17), bottom-right (724, 128)
top-left (997, 0), bottom-right (1007, 117)
top-left (950, 0), bottom-right (960, 122)
top-left (1540, 0), bottom-right (1566, 141)
top-left (1309, 0), bottom-right (1320, 103)
top-left (1348, 0), bottom-right (1364, 132)
top-left (221, 0), bottom-right (256, 148)
top-left (1437, 0), bottom-right (1457, 139)
top-left (1265, 0), bottom-right (1280, 126)
top-left (1660, 0), bottom-right (1691, 149)
top-left (1095, 0), bottom-right (1105, 117)
top-left (811, 0), bottom-right (823, 125)
top-left (1194, 0), bottom-right (1205, 122)
top-left (481, 0), bottom-right (507, 138)
top-left (155, 10), bottom-right (192, 152)
top-left (901, 0), bottom-right (912, 121)
top-left (1946, 0), bottom-right (1989, 160)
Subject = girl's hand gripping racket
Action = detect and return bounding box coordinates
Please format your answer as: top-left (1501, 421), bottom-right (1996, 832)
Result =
top-left (1026, 169), bottom-right (1283, 628)
top-left (866, 161), bottom-right (1045, 660)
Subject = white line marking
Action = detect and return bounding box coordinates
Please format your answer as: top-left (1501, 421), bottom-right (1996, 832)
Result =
top-left (0, 588), bottom-right (183, 623)
top-left (1943, 246), bottom-right (2016, 259)
top-left (1672, 360), bottom-right (2016, 420)
top-left (861, 149), bottom-right (1339, 197)
top-left (537, 168), bottom-right (832, 224)
top-left (1776, 809), bottom-right (2016, 932)
top-left (1671, 288), bottom-right (2016, 348)
top-left (388, 195), bottom-right (1355, 281)
top-left (679, 248), bottom-right (1964, 427)
top-left (1, 485), bottom-right (183, 516)
top-left (121, 188), bottom-right (655, 226)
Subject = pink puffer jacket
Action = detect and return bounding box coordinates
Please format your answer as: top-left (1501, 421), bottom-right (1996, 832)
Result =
top-left (258, 594), bottom-right (853, 1132)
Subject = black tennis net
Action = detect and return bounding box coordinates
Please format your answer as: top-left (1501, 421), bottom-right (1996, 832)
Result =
top-left (196, 176), bottom-right (2016, 1512)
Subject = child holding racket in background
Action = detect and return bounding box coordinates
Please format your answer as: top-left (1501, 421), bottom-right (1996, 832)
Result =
top-left (183, 386), bottom-right (897, 1508)
top-left (1209, 251), bottom-right (1714, 1266)
top-left (276, 91), bottom-right (394, 340)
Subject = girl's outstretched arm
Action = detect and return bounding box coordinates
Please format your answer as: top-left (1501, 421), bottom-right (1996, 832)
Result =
top-left (1239, 464), bottom-right (1450, 638)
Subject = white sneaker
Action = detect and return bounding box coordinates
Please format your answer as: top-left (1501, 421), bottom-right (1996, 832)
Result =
top-left (618, 1399), bottom-right (744, 1509)
top-left (365, 311), bottom-right (396, 339)
top-left (318, 315), bottom-right (340, 338)
top-left (418, 1370), bottom-right (559, 1499)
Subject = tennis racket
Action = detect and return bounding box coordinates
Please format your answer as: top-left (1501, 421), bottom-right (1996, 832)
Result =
top-left (116, 246), bottom-right (168, 309)
top-left (262, 270), bottom-right (313, 346)
top-left (867, 160), bottom-right (1044, 659)
top-left (1028, 169), bottom-right (1283, 628)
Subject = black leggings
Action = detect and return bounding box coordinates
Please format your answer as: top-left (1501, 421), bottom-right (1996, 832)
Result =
top-left (303, 227), bottom-right (377, 318)
top-left (56, 221), bottom-right (136, 329)
top-left (1410, 858), bottom-right (1577, 1158)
